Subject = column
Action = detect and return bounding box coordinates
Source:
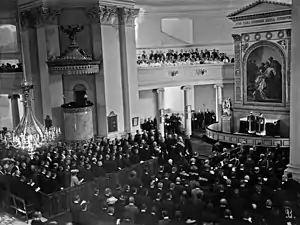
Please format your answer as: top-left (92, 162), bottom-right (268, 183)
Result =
top-left (20, 6), bottom-right (60, 122)
top-left (285, 1), bottom-right (300, 181)
top-left (181, 86), bottom-right (192, 136)
top-left (8, 94), bottom-right (20, 128)
top-left (214, 84), bottom-right (220, 122)
top-left (153, 89), bottom-right (165, 137)
top-left (218, 84), bottom-right (223, 120)
top-left (118, 7), bottom-right (140, 133)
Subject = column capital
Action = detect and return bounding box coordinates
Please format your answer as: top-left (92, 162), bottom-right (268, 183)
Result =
top-left (85, 4), bottom-right (118, 25)
top-left (153, 88), bottom-right (165, 94)
top-left (119, 7), bottom-right (140, 26)
top-left (20, 6), bottom-right (61, 30)
top-left (181, 85), bottom-right (192, 91)
top-left (232, 34), bottom-right (241, 42)
top-left (8, 94), bottom-right (20, 99)
top-left (214, 84), bottom-right (223, 89)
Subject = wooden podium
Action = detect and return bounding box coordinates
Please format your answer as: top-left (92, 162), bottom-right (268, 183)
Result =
top-left (221, 116), bottom-right (232, 133)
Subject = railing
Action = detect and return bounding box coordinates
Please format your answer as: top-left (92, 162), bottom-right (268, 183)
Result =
top-left (38, 158), bottom-right (158, 218)
top-left (138, 63), bottom-right (234, 90)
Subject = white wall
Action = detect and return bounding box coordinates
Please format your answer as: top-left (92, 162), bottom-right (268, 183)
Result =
top-left (194, 84), bottom-right (215, 112)
top-left (0, 94), bottom-right (24, 130)
top-left (223, 83), bottom-right (234, 100)
top-left (165, 86), bottom-right (184, 113)
top-left (194, 83), bottom-right (234, 113)
top-left (138, 89), bottom-right (156, 120)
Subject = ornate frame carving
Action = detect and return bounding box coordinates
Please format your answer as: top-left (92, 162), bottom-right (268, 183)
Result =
top-left (242, 40), bottom-right (287, 108)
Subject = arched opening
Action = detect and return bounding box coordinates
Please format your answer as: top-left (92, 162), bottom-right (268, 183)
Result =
top-left (73, 84), bottom-right (87, 106)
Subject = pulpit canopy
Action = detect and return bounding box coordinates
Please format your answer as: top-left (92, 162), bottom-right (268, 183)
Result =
top-left (47, 25), bottom-right (100, 75)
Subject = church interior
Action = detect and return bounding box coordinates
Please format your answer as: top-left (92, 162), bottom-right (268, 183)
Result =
top-left (0, 0), bottom-right (299, 224)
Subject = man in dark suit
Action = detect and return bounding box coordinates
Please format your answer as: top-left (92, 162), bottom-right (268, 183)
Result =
top-left (122, 196), bottom-right (139, 224)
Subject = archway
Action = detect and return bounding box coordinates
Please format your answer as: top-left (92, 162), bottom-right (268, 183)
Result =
top-left (73, 84), bottom-right (86, 106)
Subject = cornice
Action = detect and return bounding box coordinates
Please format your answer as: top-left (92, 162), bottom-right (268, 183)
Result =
top-left (20, 6), bottom-right (61, 29)
top-left (229, 9), bottom-right (291, 22)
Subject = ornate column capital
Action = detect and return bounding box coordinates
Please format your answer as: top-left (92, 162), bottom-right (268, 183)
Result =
top-left (153, 88), bottom-right (165, 94)
top-left (119, 7), bottom-right (140, 26)
top-left (214, 84), bottom-right (223, 89)
top-left (8, 94), bottom-right (20, 100)
top-left (20, 6), bottom-right (61, 30)
top-left (181, 85), bottom-right (192, 91)
top-left (232, 34), bottom-right (241, 42)
top-left (86, 4), bottom-right (118, 25)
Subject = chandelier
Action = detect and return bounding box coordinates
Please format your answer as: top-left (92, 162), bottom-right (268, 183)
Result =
top-left (5, 80), bottom-right (61, 157)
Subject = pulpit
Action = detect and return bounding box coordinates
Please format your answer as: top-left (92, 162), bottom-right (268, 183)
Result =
top-left (221, 116), bottom-right (232, 133)
top-left (62, 102), bottom-right (94, 141)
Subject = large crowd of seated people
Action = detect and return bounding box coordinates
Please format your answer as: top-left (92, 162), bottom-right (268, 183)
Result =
top-left (0, 63), bottom-right (23, 72)
top-left (69, 133), bottom-right (299, 225)
top-left (137, 48), bottom-right (234, 67)
top-left (0, 126), bottom-right (299, 225)
top-left (0, 131), bottom-right (164, 208)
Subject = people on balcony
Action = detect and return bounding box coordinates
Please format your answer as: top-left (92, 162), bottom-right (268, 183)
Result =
top-left (137, 48), bottom-right (232, 67)
top-left (0, 63), bottom-right (23, 72)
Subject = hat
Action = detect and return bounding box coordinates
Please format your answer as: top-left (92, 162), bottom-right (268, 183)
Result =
top-left (71, 169), bottom-right (79, 173)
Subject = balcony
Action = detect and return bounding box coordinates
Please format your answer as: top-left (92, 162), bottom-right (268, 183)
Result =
top-left (137, 63), bottom-right (234, 90)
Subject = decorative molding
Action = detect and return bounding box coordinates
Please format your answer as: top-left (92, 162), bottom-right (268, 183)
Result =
top-left (8, 94), bottom-right (20, 99)
top-left (254, 33), bottom-right (261, 41)
top-left (232, 34), bottom-right (241, 42)
top-left (120, 8), bottom-right (140, 26)
top-left (99, 5), bottom-right (118, 25)
top-left (277, 30), bottom-right (285, 39)
top-left (195, 68), bottom-right (207, 76)
top-left (277, 40), bottom-right (286, 50)
top-left (20, 6), bottom-right (61, 29)
top-left (233, 34), bottom-right (242, 103)
top-left (243, 34), bottom-right (250, 42)
top-left (242, 43), bottom-right (249, 52)
top-left (265, 32), bottom-right (273, 40)
top-left (206, 125), bottom-right (289, 148)
top-left (152, 88), bottom-right (165, 94)
top-left (286, 29), bottom-right (291, 38)
top-left (181, 85), bottom-right (192, 91)
top-left (63, 106), bottom-right (93, 114)
top-left (169, 70), bottom-right (179, 77)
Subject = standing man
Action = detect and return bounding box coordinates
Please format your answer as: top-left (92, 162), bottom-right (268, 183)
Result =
top-left (256, 113), bottom-right (266, 136)
top-left (247, 112), bottom-right (256, 135)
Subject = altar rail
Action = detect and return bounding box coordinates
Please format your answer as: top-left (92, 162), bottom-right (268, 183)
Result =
top-left (138, 63), bottom-right (234, 90)
top-left (38, 158), bottom-right (158, 219)
top-left (206, 123), bottom-right (290, 148)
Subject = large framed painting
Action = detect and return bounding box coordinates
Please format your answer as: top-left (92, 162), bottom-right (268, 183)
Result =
top-left (243, 41), bottom-right (286, 106)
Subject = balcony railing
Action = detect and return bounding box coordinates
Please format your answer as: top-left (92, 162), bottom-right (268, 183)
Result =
top-left (138, 63), bottom-right (234, 90)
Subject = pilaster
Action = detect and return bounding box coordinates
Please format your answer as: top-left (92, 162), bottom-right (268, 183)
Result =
top-left (285, 1), bottom-right (300, 181)
top-left (232, 34), bottom-right (242, 104)
top-left (20, 6), bottom-right (60, 123)
top-left (85, 4), bottom-right (124, 135)
top-left (118, 7), bottom-right (140, 133)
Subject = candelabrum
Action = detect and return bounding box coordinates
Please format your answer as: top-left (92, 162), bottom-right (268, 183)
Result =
top-left (4, 80), bottom-right (61, 157)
